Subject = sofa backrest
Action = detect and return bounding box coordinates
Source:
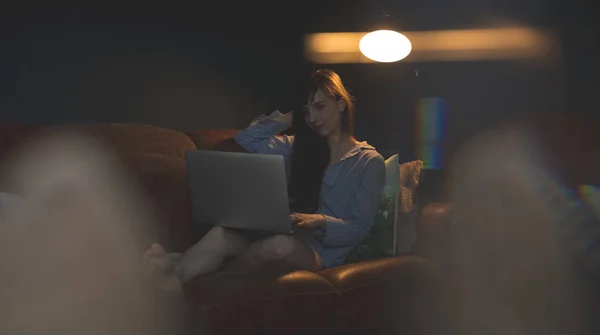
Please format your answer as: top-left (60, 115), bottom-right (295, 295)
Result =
top-left (0, 121), bottom-right (243, 252)
top-left (52, 123), bottom-right (198, 158)
top-left (186, 129), bottom-right (244, 152)
top-left (526, 114), bottom-right (600, 186)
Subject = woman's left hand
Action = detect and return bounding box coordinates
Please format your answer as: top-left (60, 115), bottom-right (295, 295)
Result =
top-left (290, 213), bottom-right (326, 230)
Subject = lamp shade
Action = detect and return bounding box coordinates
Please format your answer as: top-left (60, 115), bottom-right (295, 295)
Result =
top-left (359, 30), bottom-right (412, 63)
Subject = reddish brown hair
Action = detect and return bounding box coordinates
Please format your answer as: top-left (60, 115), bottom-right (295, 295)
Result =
top-left (307, 69), bottom-right (355, 135)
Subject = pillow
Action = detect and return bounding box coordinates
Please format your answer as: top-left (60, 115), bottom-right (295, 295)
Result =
top-left (396, 160), bottom-right (424, 254)
top-left (346, 154), bottom-right (400, 262)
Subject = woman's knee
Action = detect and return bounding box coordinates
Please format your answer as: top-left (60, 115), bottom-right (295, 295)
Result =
top-left (203, 227), bottom-right (246, 251)
top-left (256, 235), bottom-right (295, 262)
top-left (203, 226), bottom-right (228, 242)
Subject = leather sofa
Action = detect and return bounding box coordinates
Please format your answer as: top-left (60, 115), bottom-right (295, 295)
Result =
top-left (0, 121), bottom-right (444, 335)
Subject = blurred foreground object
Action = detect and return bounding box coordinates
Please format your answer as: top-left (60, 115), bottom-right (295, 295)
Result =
top-left (446, 126), bottom-right (589, 335)
top-left (0, 132), bottom-right (187, 335)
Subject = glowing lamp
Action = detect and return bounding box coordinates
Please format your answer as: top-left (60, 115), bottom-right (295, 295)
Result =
top-left (359, 30), bottom-right (412, 63)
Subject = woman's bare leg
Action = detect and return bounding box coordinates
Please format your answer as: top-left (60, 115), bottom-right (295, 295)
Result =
top-left (229, 234), bottom-right (321, 271)
top-left (142, 226), bottom-right (250, 291)
top-left (177, 227), bottom-right (250, 282)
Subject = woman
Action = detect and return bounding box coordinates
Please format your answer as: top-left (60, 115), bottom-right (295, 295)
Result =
top-left (143, 69), bottom-right (385, 292)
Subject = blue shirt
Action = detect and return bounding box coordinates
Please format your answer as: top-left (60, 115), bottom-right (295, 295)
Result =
top-left (234, 111), bottom-right (386, 268)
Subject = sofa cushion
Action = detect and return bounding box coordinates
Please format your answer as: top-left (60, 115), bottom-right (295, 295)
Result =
top-left (186, 129), bottom-right (245, 152)
top-left (53, 123), bottom-right (197, 158)
top-left (395, 159), bottom-right (426, 256)
top-left (185, 268), bottom-right (338, 335)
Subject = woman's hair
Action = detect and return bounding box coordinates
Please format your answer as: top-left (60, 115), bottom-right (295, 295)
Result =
top-left (307, 68), bottom-right (355, 135)
top-left (288, 69), bottom-right (354, 213)
top-left (288, 107), bottom-right (330, 213)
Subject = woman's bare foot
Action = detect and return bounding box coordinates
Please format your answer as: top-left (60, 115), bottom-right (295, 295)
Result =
top-left (141, 243), bottom-right (184, 298)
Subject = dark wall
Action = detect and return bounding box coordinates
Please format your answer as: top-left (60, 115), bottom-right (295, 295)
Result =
top-left (2, 0), bottom-right (593, 165)
top-left (5, 26), bottom-right (310, 130)
top-left (2, 23), bottom-right (564, 164)
top-left (327, 60), bottom-right (564, 162)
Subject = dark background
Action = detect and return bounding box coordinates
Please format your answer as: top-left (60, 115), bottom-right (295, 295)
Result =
top-left (1, 0), bottom-right (597, 163)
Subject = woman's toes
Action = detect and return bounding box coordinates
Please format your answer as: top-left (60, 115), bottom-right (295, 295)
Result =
top-left (140, 243), bottom-right (184, 297)
top-left (150, 254), bottom-right (172, 273)
top-left (141, 244), bottom-right (173, 275)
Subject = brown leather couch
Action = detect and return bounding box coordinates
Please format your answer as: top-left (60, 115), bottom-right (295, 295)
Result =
top-left (0, 121), bottom-right (444, 335)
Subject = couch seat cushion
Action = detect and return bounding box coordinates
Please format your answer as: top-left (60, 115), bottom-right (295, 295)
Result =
top-left (319, 256), bottom-right (441, 334)
top-left (184, 268), bottom-right (338, 335)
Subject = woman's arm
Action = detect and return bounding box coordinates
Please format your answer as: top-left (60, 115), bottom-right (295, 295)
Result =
top-left (321, 155), bottom-right (386, 247)
top-left (234, 110), bottom-right (294, 156)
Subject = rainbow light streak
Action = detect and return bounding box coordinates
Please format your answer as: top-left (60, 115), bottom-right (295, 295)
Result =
top-left (537, 180), bottom-right (600, 272)
top-left (579, 185), bottom-right (600, 217)
top-left (416, 97), bottom-right (446, 169)
top-left (574, 184), bottom-right (600, 271)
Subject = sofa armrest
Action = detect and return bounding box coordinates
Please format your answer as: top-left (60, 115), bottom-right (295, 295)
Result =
top-left (418, 202), bottom-right (455, 235)
top-left (413, 202), bottom-right (455, 261)
top-left (319, 256), bottom-right (435, 291)
top-left (318, 256), bottom-right (444, 334)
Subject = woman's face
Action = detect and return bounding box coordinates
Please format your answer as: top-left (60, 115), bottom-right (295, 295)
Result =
top-left (305, 89), bottom-right (345, 138)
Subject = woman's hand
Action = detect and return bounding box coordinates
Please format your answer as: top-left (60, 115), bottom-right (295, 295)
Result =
top-left (290, 213), bottom-right (326, 230)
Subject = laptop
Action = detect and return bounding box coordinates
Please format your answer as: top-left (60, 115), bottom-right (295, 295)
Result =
top-left (185, 150), bottom-right (292, 234)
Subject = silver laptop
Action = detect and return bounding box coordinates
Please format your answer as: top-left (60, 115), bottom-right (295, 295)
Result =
top-left (185, 150), bottom-right (292, 234)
